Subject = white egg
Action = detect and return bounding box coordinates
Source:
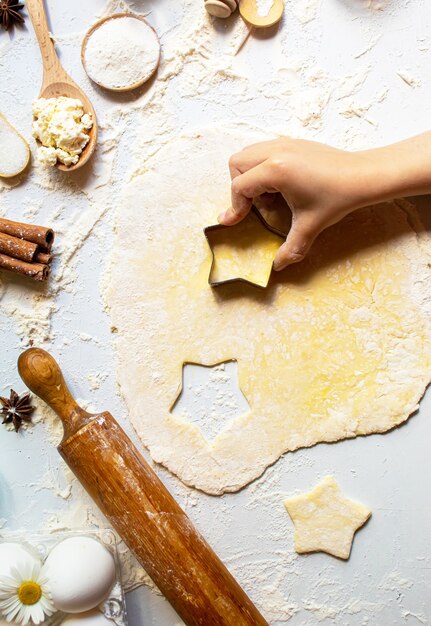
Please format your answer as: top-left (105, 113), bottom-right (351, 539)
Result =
top-left (0, 542), bottom-right (40, 578)
top-left (61, 609), bottom-right (113, 625)
top-left (43, 537), bottom-right (116, 613)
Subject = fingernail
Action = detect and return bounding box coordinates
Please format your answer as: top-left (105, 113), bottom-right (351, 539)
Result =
top-left (273, 258), bottom-right (287, 272)
top-left (218, 210), bottom-right (228, 223)
top-left (273, 243), bottom-right (288, 271)
top-left (274, 249), bottom-right (305, 270)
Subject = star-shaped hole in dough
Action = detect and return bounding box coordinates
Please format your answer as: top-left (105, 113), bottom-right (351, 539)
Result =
top-left (284, 475), bottom-right (371, 560)
top-left (205, 207), bottom-right (285, 288)
top-left (171, 360), bottom-right (250, 442)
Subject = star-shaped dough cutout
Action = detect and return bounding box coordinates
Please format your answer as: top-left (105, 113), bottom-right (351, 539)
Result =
top-left (284, 476), bottom-right (371, 559)
top-left (205, 207), bottom-right (284, 288)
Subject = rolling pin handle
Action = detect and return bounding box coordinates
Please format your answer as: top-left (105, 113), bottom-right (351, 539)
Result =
top-left (18, 348), bottom-right (93, 439)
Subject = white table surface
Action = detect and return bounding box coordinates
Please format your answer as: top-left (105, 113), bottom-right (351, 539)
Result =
top-left (1, 0), bottom-right (431, 624)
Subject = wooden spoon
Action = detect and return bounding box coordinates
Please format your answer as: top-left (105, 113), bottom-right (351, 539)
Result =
top-left (239, 0), bottom-right (284, 28)
top-left (26, 0), bottom-right (97, 172)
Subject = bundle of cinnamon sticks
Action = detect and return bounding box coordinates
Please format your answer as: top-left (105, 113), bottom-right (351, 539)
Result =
top-left (0, 217), bottom-right (54, 281)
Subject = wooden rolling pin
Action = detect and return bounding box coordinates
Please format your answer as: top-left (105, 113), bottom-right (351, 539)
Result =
top-left (18, 348), bottom-right (268, 626)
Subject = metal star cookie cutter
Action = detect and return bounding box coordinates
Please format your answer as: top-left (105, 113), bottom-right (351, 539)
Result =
top-left (204, 205), bottom-right (285, 289)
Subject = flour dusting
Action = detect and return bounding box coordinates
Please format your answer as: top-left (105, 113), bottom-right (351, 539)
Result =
top-left (256, 0), bottom-right (274, 17)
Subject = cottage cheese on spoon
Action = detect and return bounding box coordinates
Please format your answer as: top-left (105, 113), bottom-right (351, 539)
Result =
top-left (32, 96), bottom-right (93, 167)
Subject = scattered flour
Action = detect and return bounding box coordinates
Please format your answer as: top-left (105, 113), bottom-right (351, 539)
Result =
top-left (397, 70), bottom-right (419, 88)
top-left (290, 0), bottom-right (320, 24)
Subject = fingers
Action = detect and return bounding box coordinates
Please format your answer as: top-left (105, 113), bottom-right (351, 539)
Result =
top-left (273, 219), bottom-right (320, 271)
top-left (218, 199), bottom-right (252, 226)
top-left (219, 162), bottom-right (277, 225)
top-left (228, 140), bottom-right (288, 179)
top-left (221, 140), bottom-right (289, 226)
top-left (255, 192), bottom-right (288, 213)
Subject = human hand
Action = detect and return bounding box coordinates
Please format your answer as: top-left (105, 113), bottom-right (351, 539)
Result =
top-left (218, 138), bottom-right (381, 271)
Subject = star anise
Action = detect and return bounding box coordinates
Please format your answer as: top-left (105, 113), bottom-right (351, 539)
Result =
top-left (0, 389), bottom-right (34, 432)
top-left (0, 0), bottom-right (25, 31)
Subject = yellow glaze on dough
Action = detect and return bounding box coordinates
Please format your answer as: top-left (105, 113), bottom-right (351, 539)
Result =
top-left (207, 210), bottom-right (282, 286)
top-left (107, 126), bottom-right (431, 494)
top-left (284, 476), bottom-right (371, 559)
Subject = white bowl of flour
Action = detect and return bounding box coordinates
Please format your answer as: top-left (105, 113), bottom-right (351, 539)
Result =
top-left (82, 13), bottom-right (161, 92)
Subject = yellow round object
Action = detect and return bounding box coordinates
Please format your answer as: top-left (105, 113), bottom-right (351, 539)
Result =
top-left (18, 582), bottom-right (42, 606)
top-left (239, 0), bottom-right (284, 27)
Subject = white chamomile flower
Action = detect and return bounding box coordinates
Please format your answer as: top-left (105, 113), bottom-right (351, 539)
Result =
top-left (0, 560), bottom-right (55, 625)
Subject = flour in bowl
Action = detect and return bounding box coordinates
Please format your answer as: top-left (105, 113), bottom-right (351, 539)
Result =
top-left (82, 15), bottom-right (160, 91)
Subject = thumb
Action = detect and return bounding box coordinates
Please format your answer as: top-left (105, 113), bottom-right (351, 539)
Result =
top-left (273, 218), bottom-right (319, 271)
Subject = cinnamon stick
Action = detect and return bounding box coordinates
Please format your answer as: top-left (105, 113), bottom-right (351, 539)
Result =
top-left (0, 217), bottom-right (54, 252)
top-left (34, 251), bottom-right (52, 265)
top-left (0, 232), bottom-right (39, 263)
top-left (0, 253), bottom-right (49, 281)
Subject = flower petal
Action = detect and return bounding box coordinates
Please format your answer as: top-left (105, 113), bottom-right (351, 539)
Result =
top-left (0, 573), bottom-right (19, 589)
top-left (39, 594), bottom-right (55, 615)
top-left (29, 603), bottom-right (44, 624)
top-left (9, 565), bottom-right (23, 583)
top-left (0, 595), bottom-right (21, 611)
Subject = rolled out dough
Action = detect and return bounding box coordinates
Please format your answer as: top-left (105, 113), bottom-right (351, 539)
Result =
top-left (107, 125), bottom-right (431, 495)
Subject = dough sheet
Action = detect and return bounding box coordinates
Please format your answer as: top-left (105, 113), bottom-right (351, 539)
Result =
top-left (107, 125), bottom-right (431, 494)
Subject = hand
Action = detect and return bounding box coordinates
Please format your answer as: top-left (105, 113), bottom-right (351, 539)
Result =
top-left (218, 138), bottom-right (384, 271)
